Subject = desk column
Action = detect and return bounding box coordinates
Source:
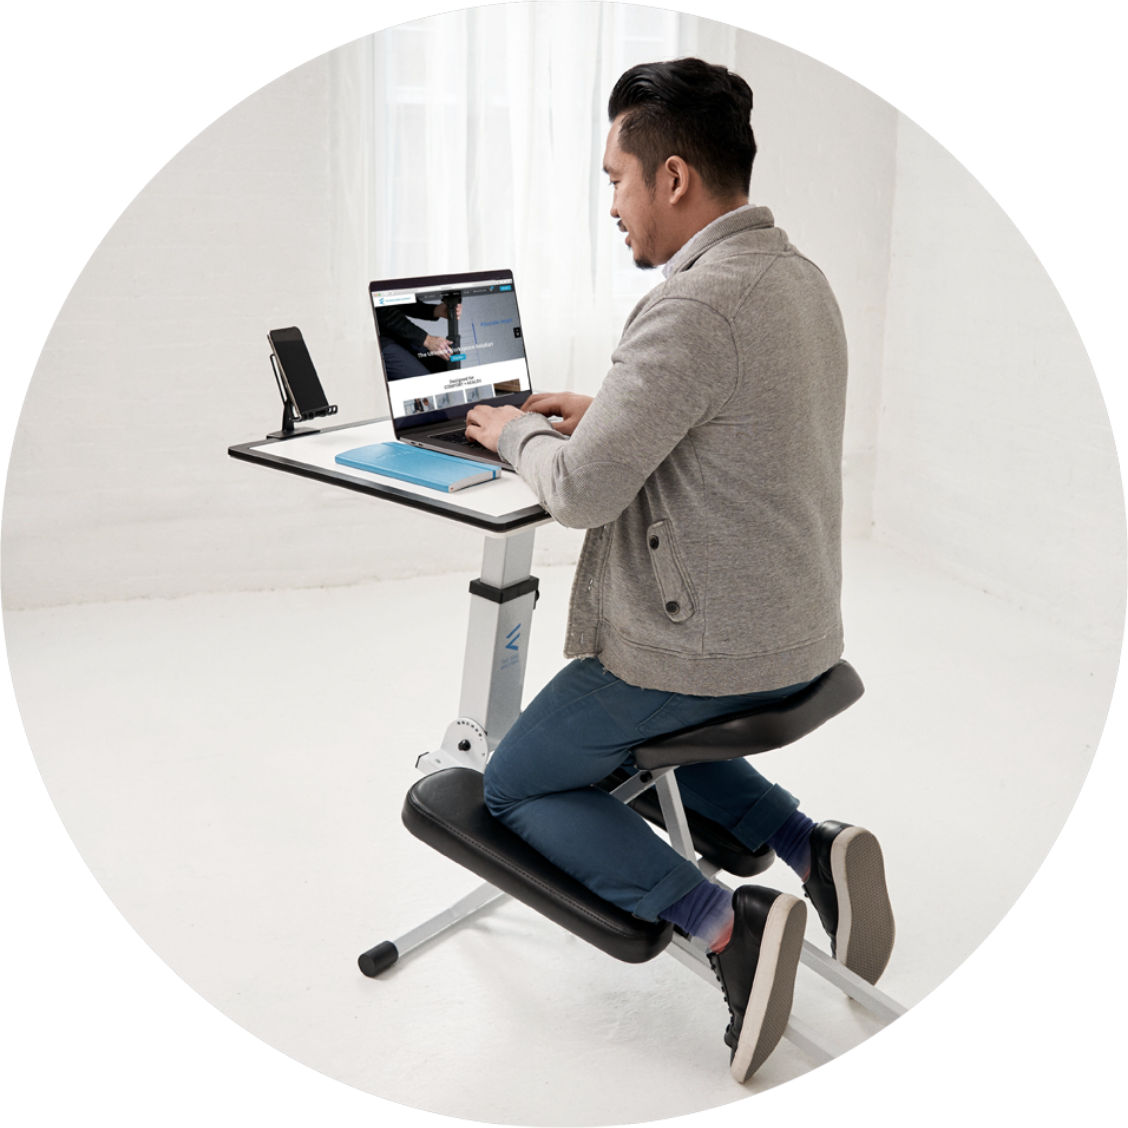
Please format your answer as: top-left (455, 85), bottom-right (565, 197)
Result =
top-left (417, 527), bottom-right (538, 774)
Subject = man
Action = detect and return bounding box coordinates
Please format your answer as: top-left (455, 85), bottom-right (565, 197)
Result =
top-left (375, 296), bottom-right (461, 379)
top-left (465, 57), bottom-right (894, 1083)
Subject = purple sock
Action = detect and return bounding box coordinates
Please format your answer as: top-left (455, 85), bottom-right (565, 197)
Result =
top-left (767, 809), bottom-right (817, 881)
top-left (658, 880), bottom-right (734, 951)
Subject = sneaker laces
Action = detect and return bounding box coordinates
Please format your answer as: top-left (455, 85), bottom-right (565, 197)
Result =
top-left (708, 951), bottom-right (737, 1047)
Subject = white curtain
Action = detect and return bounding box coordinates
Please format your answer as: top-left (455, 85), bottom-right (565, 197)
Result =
top-left (362, 2), bottom-right (736, 397)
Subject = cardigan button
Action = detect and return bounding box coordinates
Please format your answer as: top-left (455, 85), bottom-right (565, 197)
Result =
top-left (649, 536), bottom-right (660, 549)
top-left (665, 600), bottom-right (679, 614)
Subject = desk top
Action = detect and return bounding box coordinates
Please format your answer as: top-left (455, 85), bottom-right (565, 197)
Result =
top-left (228, 418), bottom-right (550, 534)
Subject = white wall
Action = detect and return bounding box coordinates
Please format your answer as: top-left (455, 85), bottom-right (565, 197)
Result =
top-left (1, 43), bottom-right (570, 610)
top-left (1, 17), bottom-right (899, 610)
top-left (873, 116), bottom-right (1125, 641)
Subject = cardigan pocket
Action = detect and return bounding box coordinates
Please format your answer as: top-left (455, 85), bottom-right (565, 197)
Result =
top-left (645, 519), bottom-right (696, 623)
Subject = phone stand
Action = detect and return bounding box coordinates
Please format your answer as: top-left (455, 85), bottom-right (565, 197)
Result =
top-left (266, 353), bottom-right (338, 439)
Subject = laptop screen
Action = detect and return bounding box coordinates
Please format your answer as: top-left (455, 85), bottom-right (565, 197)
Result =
top-left (369, 269), bottom-right (532, 429)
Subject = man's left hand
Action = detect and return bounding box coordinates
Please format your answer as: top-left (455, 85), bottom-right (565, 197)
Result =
top-left (465, 404), bottom-right (523, 452)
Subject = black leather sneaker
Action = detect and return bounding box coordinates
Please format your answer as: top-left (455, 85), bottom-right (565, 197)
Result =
top-left (708, 886), bottom-right (807, 1083)
top-left (803, 821), bottom-right (895, 985)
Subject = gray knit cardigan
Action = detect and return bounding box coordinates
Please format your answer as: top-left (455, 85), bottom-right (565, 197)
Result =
top-left (498, 206), bottom-right (848, 695)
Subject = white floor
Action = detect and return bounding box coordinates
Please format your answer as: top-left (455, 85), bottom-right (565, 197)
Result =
top-left (4, 537), bottom-right (1118, 1125)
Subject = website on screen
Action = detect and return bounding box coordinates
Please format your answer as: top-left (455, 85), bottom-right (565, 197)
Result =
top-left (372, 278), bottom-right (531, 420)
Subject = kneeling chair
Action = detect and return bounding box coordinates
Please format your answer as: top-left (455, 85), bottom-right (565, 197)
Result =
top-left (358, 659), bottom-right (904, 1066)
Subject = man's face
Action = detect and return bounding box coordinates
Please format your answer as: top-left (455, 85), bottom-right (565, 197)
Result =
top-left (603, 115), bottom-right (665, 271)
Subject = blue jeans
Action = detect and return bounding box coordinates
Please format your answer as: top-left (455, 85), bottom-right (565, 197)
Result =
top-left (483, 658), bottom-right (811, 921)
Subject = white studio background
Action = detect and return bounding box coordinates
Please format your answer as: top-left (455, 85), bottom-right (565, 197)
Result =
top-left (9, 3), bottom-right (1118, 623)
top-left (2, 5), bottom-right (908, 609)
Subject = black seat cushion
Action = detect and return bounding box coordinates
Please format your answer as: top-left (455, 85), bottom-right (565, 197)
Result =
top-left (634, 660), bottom-right (864, 770)
top-left (402, 767), bottom-right (673, 964)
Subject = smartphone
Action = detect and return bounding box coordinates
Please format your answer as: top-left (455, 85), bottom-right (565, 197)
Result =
top-left (267, 327), bottom-right (333, 419)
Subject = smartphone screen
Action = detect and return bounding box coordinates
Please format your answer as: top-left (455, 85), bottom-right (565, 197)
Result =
top-left (269, 328), bottom-right (329, 413)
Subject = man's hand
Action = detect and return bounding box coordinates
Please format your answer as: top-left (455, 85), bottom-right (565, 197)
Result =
top-left (434, 301), bottom-right (463, 321)
top-left (521, 392), bottom-right (594, 436)
top-left (423, 334), bottom-right (454, 358)
top-left (465, 404), bottom-right (523, 451)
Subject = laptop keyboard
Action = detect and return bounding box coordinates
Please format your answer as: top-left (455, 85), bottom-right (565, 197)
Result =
top-left (436, 429), bottom-right (482, 448)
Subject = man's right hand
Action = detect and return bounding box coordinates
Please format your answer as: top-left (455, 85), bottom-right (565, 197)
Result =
top-left (423, 334), bottom-right (453, 358)
top-left (521, 392), bottom-right (594, 436)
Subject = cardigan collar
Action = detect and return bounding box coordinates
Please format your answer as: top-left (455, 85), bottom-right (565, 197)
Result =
top-left (662, 204), bottom-right (776, 278)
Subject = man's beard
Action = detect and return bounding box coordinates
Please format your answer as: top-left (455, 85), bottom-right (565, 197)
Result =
top-left (632, 219), bottom-right (660, 271)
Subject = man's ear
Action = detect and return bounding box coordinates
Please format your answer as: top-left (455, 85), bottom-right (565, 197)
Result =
top-left (665, 156), bottom-right (691, 204)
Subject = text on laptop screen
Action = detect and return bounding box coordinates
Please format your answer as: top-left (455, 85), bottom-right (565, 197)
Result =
top-left (371, 276), bottom-right (530, 421)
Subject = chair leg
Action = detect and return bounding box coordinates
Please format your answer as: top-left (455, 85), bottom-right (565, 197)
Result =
top-left (653, 771), bottom-right (698, 862)
top-left (799, 940), bottom-right (907, 1022)
top-left (359, 881), bottom-right (509, 977)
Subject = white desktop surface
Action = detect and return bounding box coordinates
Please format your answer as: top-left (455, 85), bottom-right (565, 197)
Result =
top-left (248, 418), bottom-right (549, 525)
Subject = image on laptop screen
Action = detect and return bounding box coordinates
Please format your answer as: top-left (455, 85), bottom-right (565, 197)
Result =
top-left (369, 271), bottom-right (531, 429)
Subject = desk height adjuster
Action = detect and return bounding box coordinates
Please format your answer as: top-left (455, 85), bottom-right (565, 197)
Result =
top-left (416, 542), bottom-right (540, 777)
top-left (417, 718), bottom-right (491, 775)
top-left (467, 575), bottom-right (540, 606)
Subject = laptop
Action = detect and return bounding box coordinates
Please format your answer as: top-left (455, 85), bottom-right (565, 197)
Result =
top-left (369, 269), bottom-right (533, 469)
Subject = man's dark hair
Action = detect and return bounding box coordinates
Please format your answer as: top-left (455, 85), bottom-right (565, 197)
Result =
top-left (607, 57), bottom-right (755, 198)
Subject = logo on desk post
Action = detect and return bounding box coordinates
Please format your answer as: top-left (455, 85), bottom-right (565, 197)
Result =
top-left (500, 623), bottom-right (522, 671)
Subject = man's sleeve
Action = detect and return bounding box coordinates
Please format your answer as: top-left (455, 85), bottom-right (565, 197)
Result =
top-left (498, 297), bottom-right (738, 529)
top-left (375, 301), bottom-right (439, 353)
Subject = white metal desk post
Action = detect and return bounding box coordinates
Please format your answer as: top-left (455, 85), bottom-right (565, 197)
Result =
top-left (417, 527), bottom-right (539, 775)
top-left (229, 420), bottom-right (549, 973)
top-left (364, 526), bottom-right (542, 972)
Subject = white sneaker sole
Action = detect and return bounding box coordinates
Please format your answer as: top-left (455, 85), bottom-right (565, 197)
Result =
top-left (730, 893), bottom-right (807, 1084)
top-left (831, 826), bottom-right (895, 985)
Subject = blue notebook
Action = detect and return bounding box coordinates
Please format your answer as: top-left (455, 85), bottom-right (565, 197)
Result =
top-left (335, 442), bottom-right (499, 492)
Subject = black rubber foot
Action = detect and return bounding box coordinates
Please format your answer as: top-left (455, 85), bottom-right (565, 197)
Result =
top-left (358, 940), bottom-right (399, 978)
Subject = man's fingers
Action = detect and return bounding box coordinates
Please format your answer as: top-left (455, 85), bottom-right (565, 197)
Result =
top-left (522, 393), bottom-right (564, 414)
